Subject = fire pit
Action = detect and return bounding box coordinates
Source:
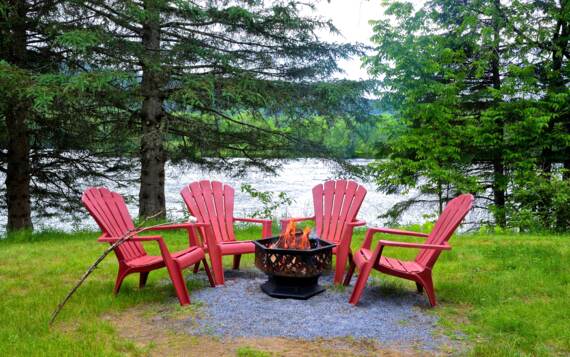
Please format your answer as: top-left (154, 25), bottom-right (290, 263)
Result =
top-left (253, 222), bottom-right (334, 299)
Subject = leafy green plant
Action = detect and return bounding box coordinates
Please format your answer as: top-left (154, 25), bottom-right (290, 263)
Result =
top-left (509, 169), bottom-right (570, 232)
top-left (240, 184), bottom-right (294, 219)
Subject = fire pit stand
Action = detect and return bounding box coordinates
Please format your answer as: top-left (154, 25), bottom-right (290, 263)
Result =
top-left (253, 235), bottom-right (334, 300)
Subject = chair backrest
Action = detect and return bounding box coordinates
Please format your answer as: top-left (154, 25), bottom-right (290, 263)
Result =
top-left (312, 180), bottom-right (367, 244)
top-left (82, 187), bottom-right (146, 262)
top-left (180, 180), bottom-right (236, 244)
top-left (415, 194), bottom-right (474, 268)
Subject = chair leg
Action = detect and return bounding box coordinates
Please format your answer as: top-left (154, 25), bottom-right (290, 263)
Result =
top-left (344, 258), bottom-right (356, 286)
top-left (201, 259), bottom-right (216, 287)
top-left (348, 262), bottom-right (374, 305)
top-left (209, 252), bottom-right (225, 286)
top-left (139, 272), bottom-right (150, 289)
top-left (418, 273), bottom-right (436, 307)
top-left (415, 282), bottom-right (424, 293)
top-left (193, 261), bottom-right (200, 274)
top-left (113, 268), bottom-right (129, 295)
top-left (165, 263), bottom-right (191, 306)
top-left (334, 251), bottom-right (349, 285)
top-left (233, 254), bottom-right (242, 270)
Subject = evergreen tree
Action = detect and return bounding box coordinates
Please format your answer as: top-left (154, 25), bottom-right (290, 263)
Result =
top-left (0, 0), bottom-right (133, 231)
top-left (63, 0), bottom-right (369, 219)
top-left (365, 0), bottom-right (569, 229)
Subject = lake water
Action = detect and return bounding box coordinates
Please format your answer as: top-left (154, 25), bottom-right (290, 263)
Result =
top-left (1, 158), bottom-right (480, 233)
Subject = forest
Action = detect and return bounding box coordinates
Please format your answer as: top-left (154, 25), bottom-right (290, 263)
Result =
top-left (1, 0), bottom-right (569, 233)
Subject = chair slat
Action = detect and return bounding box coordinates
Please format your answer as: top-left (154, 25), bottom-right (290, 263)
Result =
top-left (212, 181), bottom-right (230, 242)
top-left (416, 194), bottom-right (473, 267)
top-left (181, 181), bottom-right (237, 244)
top-left (332, 181), bottom-right (358, 243)
top-left (310, 180), bottom-right (366, 243)
top-left (321, 181), bottom-right (336, 240)
top-left (328, 180), bottom-right (347, 243)
top-left (223, 185), bottom-right (236, 241)
top-left (82, 187), bottom-right (146, 262)
top-left (312, 184), bottom-right (324, 236)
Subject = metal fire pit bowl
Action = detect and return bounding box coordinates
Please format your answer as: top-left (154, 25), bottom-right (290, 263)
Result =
top-left (253, 235), bottom-right (334, 299)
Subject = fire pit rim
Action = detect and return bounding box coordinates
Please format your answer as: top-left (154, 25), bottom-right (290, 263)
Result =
top-left (252, 236), bottom-right (335, 254)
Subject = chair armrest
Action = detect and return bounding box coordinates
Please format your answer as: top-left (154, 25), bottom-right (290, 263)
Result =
top-left (368, 227), bottom-right (429, 238)
top-left (98, 234), bottom-right (175, 262)
top-left (144, 222), bottom-right (209, 231)
top-left (378, 240), bottom-right (451, 250)
top-left (143, 222), bottom-right (210, 247)
top-left (234, 217), bottom-right (273, 238)
top-left (362, 227), bottom-right (429, 250)
top-left (234, 217), bottom-right (271, 224)
top-left (336, 220), bottom-right (366, 250)
top-left (97, 235), bottom-right (163, 243)
top-left (348, 220), bottom-right (366, 227)
top-left (367, 240), bottom-right (450, 268)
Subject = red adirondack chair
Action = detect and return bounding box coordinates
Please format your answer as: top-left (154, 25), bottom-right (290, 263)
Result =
top-left (180, 180), bottom-right (273, 285)
top-left (345, 194), bottom-right (474, 307)
top-left (280, 180), bottom-right (367, 285)
top-left (82, 187), bottom-right (214, 306)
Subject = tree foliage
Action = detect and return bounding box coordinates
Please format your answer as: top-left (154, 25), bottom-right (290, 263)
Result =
top-left (0, 1), bottom-right (134, 230)
top-left (1, 0), bottom-right (375, 230)
top-left (56, 0), bottom-right (374, 219)
top-left (366, 0), bottom-right (570, 230)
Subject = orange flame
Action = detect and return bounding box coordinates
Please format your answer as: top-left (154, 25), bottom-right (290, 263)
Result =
top-left (271, 220), bottom-right (311, 250)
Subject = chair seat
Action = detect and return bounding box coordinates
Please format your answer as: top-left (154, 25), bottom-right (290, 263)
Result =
top-left (353, 248), bottom-right (372, 268)
top-left (127, 255), bottom-right (163, 268)
top-left (126, 246), bottom-right (203, 269)
top-left (379, 256), bottom-right (423, 274)
top-left (354, 248), bottom-right (423, 274)
top-left (219, 240), bottom-right (255, 255)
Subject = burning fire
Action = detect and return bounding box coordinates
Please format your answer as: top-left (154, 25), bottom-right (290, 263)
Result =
top-left (271, 220), bottom-right (311, 250)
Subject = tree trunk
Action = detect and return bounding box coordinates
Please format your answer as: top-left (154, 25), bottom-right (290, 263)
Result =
top-left (4, 0), bottom-right (33, 231)
top-left (491, 0), bottom-right (506, 228)
top-left (493, 161), bottom-right (506, 228)
top-left (437, 181), bottom-right (443, 215)
top-left (552, 15), bottom-right (569, 178)
top-left (5, 106), bottom-right (32, 231)
top-left (564, 158), bottom-right (570, 180)
top-left (138, 0), bottom-right (166, 219)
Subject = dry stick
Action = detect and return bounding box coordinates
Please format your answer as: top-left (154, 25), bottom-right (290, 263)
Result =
top-left (49, 211), bottom-right (184, 326)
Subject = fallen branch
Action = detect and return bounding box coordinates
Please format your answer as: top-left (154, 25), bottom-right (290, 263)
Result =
top-left (49, 211), bottom-right (183, 326)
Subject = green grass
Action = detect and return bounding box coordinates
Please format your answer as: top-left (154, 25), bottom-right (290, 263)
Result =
top-left (1, 226), bottom-right (569, 356)
top-left (235, 346), bottom-right (272, 357)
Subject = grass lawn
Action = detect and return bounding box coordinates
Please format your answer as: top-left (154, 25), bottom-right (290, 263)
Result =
top-left (1, 226), bottom-right (569, 356)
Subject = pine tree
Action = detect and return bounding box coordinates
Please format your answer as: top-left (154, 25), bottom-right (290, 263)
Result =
top-left (61, 0), bottom-right (368, 219)
top-left (0, 0), bottom-right (134, 231)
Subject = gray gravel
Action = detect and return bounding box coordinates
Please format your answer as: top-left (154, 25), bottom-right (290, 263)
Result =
top-left (184, 269), bottom-right (449, 350)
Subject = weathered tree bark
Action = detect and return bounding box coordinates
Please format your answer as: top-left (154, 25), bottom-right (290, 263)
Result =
top-left (138, 0), bottom-right (166, 219)
top-left (4, 0), bottom-right (33, 231)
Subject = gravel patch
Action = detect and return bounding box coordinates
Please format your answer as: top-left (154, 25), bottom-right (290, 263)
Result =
top-left (184, 269), bottom-right (449, 351)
